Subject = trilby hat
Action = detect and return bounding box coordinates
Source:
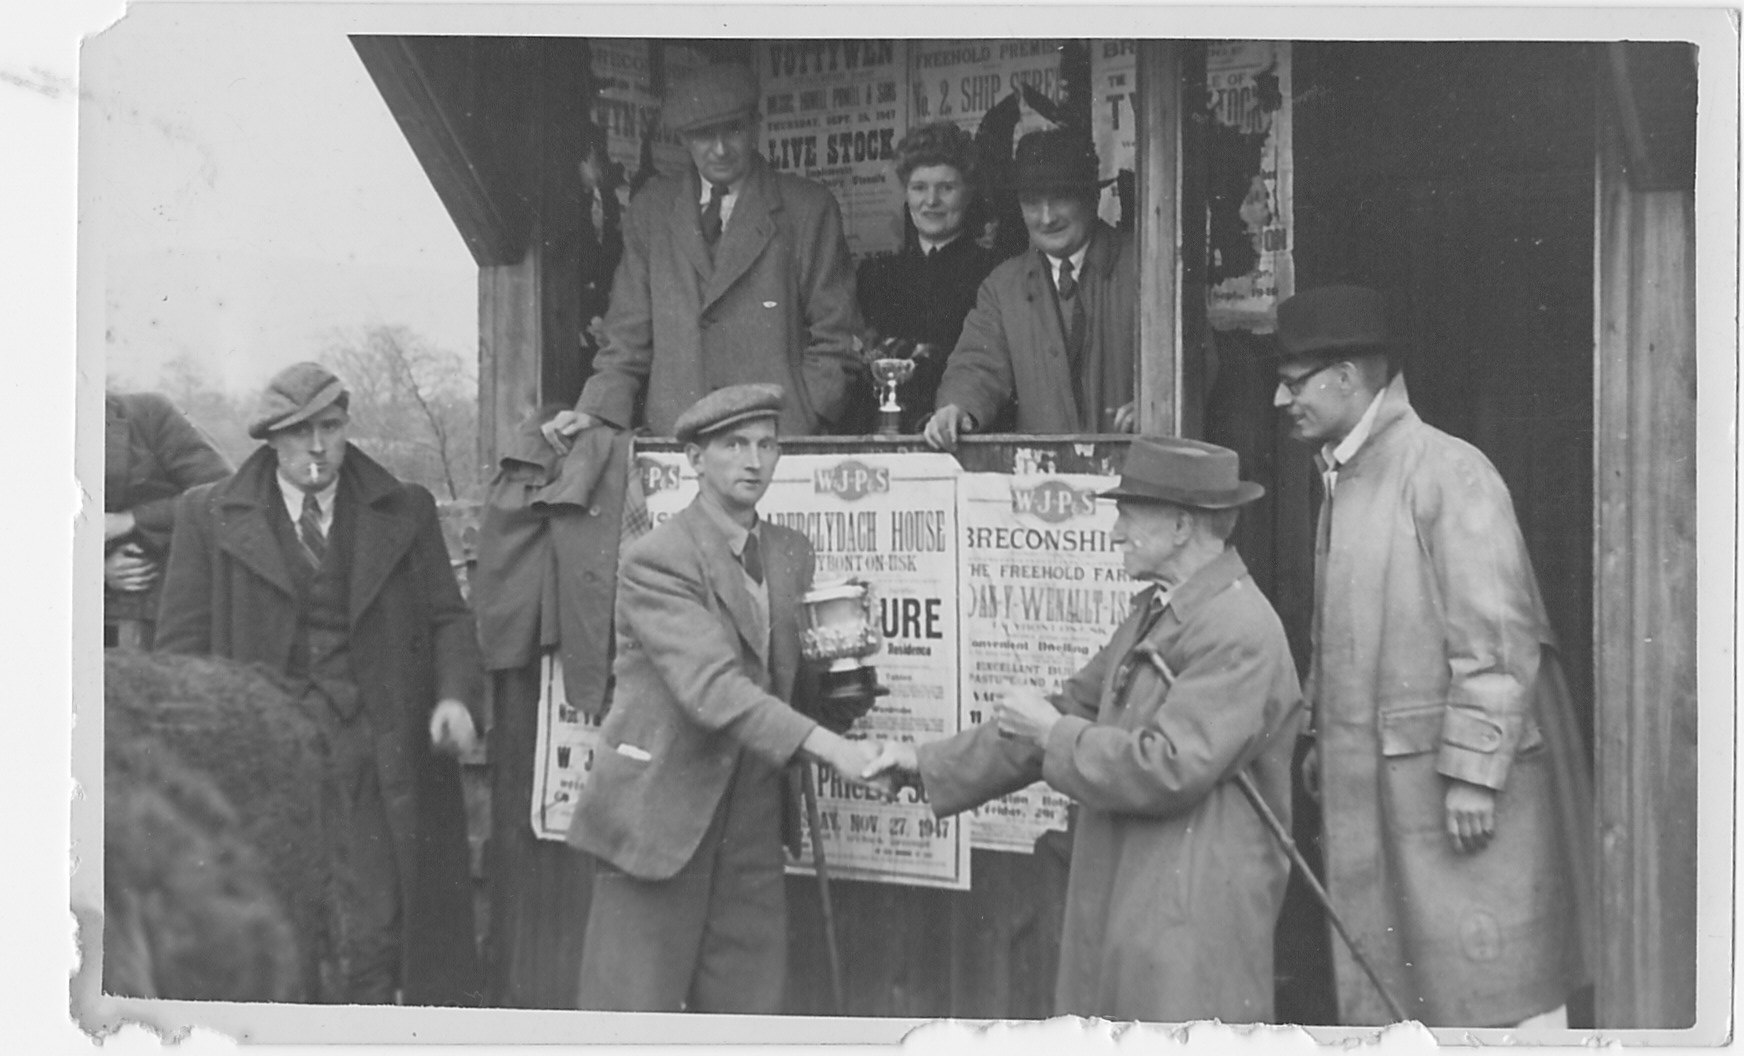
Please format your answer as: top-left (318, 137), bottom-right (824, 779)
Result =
top-left (1004, 128), bottom-right (1115, 195)
top-left (248, 361), bottom-right (349, 440)
top-left (1274, 285), bottom-right (1391, 360)
top-left (673, 383), bottom-right (786, 445)
top-left (662, 63), bottom-right (760, 136)
top-left (1098, 436), bottom-right (1265, 509)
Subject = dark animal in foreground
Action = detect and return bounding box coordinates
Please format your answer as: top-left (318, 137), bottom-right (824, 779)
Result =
top-left (104, 651), bottom-right (338, 1002)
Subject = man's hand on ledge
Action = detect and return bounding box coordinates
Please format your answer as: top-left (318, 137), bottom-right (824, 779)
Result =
top-left (922, 405), bottom-right (976, 452)
top-left (539, 409), bottom-right (602, 454)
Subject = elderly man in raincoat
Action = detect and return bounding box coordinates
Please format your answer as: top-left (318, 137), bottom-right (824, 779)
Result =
top-left (866, 436), bottom-right (1303, 1022)
top-left (1272, 285), bottom-right (1593, 1028)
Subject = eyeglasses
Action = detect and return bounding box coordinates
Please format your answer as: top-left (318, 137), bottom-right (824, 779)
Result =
top-left (1275, 361), bottom-right (1342, 398)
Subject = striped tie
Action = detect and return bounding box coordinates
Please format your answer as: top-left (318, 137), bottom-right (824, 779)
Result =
top-left (299, 491), bottom-right (326, 568)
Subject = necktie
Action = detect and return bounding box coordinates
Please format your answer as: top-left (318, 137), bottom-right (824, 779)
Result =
top-left (1056, 257), bottom-right (1078, 300)
top-left (740, 531), bottom-right (764, 585)
top-left (299, 491), bottom-right (326, 568)
top-left (701, 181), bottom-right (728, 247)
top-left (1056, 256), bottom-right (1089, 418)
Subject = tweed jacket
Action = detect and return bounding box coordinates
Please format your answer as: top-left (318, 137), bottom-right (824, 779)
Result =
top-left (566, 499), bottom-right (826, 880)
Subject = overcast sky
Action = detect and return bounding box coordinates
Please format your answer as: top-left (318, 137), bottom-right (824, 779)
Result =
top-left (83, 4), bottom-right (476, 394)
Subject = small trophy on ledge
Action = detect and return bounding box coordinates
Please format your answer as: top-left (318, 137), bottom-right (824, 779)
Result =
top-left (862, 335), bottom-right (934, 436)
top-left (798, 577), bottom-right (889, 707)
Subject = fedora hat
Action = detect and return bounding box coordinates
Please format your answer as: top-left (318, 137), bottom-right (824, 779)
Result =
top-left (662, 63), bottom-right (760, 136)
top-left (1274, 285), bottom-right (1391, 360)
top-left (1004, 128), bottom-right (1115, 195)
top-left (1098, 436), bottom-right (1265, 509)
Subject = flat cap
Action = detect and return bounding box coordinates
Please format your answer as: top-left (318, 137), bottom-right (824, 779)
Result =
top-left (662, 63), bottom-right (759, 136)
top-left (248, 361), bottom-right (349, 439)
top-left (673, 383), bottom-right (785, 445)
top-left (1275, 285), bottom-right (1391, 359)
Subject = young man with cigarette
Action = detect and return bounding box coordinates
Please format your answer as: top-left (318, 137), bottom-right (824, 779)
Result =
top-left (154, 361), bottom-right (484, 1005)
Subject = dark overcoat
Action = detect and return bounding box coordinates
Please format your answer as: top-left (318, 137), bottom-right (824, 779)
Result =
top-left (575, 153), bottom-right (862, 437)
top-left (105, 392), bottom-right (231, 554)
top-left (918, 550), bottom-right (1303, 1022)
top-left (933, 220), bottom-right (1136, 434)
top-left (104, 392), bottom-right (231, 629)
top-left (154, 445), bottom-right (484, 1005)
top-left (1311, 374), bottom-right (1593, 1026)
top-left (855, 233), bottom-right (1001, 431)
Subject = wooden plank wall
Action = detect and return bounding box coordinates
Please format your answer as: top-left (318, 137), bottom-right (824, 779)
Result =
top-left (1592, 50), bottom-right (1699, 1027)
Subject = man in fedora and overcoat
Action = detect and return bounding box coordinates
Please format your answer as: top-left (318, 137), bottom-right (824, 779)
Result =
top-left (1271, 285), bottom-right (1593, 1027)
top-left (567, 384), bottom-right (882, 1014)
top-left (541, 62), bottom-right (861, 449)
top-left (154, 361), bottom-right (484, 1004)
top-left (924, 127), bottom-right (1138, 448)
top-left (866, 436), bottom-right (1303, 1022)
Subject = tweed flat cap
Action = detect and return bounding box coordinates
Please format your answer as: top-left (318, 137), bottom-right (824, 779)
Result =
top-left (662, 63), bottom-right (759, 136)
top-left (248, 361), bottom-right (349, 439)
top-left (1098, 436), bottom-right (1265, 509)
top-left (1275, 285), bottom-right (1391, 359)
top-left (674, 383), bottom-right (785, 445)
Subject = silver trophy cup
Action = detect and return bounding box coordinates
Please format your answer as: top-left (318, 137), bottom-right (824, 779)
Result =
top-left (798, 578), bottom-right (886, 705)
top-left (869, 357), bottom-right (917, 435)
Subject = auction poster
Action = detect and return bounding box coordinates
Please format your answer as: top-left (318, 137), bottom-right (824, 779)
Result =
top-left (530, 650), bottom-right (605, 841)
top-left (956, 471), bottom-right (1138, 853)
top-left (1089, 39), bottom-right (1137, 226)
top-left (1206, 40), bottom-right (1295, 333)
top-left (589, 39), bottom-right (709, 184)
top-left (755, 41), bottom-right (911, 257)
top-left (908, 39), bottom-right (1066, 148)
top-left (625, 449), bottom-right (972, 890)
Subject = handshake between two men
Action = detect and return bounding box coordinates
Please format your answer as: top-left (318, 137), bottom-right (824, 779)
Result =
top-left (799, 684), bottom-right (1064, 801)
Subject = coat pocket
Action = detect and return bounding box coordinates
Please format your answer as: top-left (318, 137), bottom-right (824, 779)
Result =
top-left (1377, 703), bottom-right (1445, 757)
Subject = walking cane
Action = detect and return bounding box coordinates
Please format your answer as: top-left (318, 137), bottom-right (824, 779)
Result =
top-left (1133, 644), bottom-right (1410, 1023)
top-left (799, 764), bottom-right (847, 1014)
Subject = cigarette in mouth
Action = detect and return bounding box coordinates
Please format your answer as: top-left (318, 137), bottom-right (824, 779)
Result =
top-left (309, 463), bottom-right (319, 483)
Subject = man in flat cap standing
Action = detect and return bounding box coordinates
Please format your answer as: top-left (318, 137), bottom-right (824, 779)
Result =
top-left (155, 361), bottom-right (484, 1004)
top-left (866, 437), bottom-right (1302, 1022)
top-left (567, 383), bottom-right (881, 1014)
top-left (1271, 285), bottom-right (1593, 1027)
top-left (541, 62), bottom-right (861, 450)
top-left (924, 127), bottom-right (1138, 450)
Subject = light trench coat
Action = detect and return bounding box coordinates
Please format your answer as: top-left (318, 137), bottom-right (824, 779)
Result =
top-left (918, 549), bottom-right (1303, 1022)
top-left (1310, 373), bottom-right (1593, 1026)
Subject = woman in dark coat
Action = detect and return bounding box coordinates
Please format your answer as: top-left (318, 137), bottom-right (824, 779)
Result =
top-left (854, 121), bottom-right (1001, 433)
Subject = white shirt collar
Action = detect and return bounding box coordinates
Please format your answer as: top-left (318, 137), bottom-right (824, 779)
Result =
top-left (1046, 243), bottom-right (1090, 290)
top-left (276, 469), bottom-right (338, 532)
top-left (698, 173), bottom-right (745, 229)
top-left (1323, 387), bottom-right (1387, 470)
top-left (918, 231), bottom-right (962, 256)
